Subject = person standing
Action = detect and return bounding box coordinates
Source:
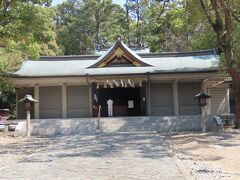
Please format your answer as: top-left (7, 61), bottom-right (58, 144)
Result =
top-left (107, 99), bottom-right (113, 117)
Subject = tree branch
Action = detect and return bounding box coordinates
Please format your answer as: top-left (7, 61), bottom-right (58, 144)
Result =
top-left (209, 0), bottom-right (224, 33)
top-left (232, 11), bottom-right (240, 22)
top-left (199, 0), bottom-right (215, 28)
top-left (219, 0), bottom-right (233, 34)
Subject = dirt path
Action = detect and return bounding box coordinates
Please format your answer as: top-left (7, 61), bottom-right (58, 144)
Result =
top-left (0, 133), bottom-right (184, 179)
top-left (164, 129), bottom-right (240, 180)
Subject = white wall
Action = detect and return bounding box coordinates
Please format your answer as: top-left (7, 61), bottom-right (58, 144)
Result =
top-left (178, 82), bottom-right (201, 115)
top-left (39, 86), bottom-right (62, 118)
top-left (210, 86), bottom-right (229, 115)
top-left (150, 83), bottom-right (173, 116)
top-left (67, 86), bottom-right (90, 118)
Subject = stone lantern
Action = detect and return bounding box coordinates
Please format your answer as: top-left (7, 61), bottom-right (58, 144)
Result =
top-left (0, 109), bottom-right (10, 131)
top-left (195, 91), bottom-right (211, 107)
top-left (19, 95), bottom-right (38, 137)
top-left (195, 91), bottom-right (211, 133)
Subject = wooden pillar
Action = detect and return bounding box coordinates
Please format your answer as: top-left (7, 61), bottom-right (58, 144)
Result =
top-left (146, 75), bottom-right (151, 116)
top-left (226, 87), bottom-right (230, 114)
top-left (62, 83), bottom-right (67, 118)
top-left (15, 89), bottom-right (18, 119)
top-left (89, 84), bottom-right (93, 117)
top-left (201, 81), bottom-right (208, 133)
top-left (207, 88), bottom-right (212, 115)
top-left (34, 85), bottom-right (39, 119)
top-left (173, 80), bottom-right (179, 116)
top-left (26, 109), bottom-right (31, 137)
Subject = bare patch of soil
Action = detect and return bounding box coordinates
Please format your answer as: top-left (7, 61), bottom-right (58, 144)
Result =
top-left (164, 129), bottom-right (240, 180)
top-left (0, 132), bottom-right (54, 170)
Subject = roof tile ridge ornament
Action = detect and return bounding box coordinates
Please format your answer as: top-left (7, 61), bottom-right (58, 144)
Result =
top-left (86, 37), bottom-right (152, 68)
top-left (117, 35), bottom-right (122, 42)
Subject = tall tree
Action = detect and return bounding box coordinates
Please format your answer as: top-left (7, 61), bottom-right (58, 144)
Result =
top-left (56, 0), bottom-right (126, 53)
top-left (143, 1), bottom-right (192, 52)
top-left (124, 0), bottom-right (131, 45)
top-left (0, 0), bottom-right (59, 112)
top-left (100, 4), bottom-right (126, 45)
top-left (124, 0), bottom-right (149, 45)
top-left (84, 0), bottom-right (115, 49)
top-left (55, 0), bottom-right (95, 55)
top-left (198, 0), bottom-right (240, 128)
top-left (0, 0), bottom-right (58, 59)
top-left (185, 0), bottom-right (218, 50)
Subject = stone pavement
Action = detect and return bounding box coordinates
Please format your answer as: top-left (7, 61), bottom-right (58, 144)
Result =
top-left (0, 133), bottom-right (185, 179)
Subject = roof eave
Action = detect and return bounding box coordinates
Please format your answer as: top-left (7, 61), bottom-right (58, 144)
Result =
top-left (8, 69), bottom-right (219, 78)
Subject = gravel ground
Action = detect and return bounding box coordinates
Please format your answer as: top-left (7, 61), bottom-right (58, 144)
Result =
top-left (2, 129), bottom-right (239, 179)
top-left (0, 132), bottom-right (184, 179)
top-left (163, 129), bottom-right (240, 180)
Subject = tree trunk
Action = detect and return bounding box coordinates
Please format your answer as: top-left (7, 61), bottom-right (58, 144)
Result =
top-left (225, 50), bottom-right (240, 129)
top-left (125, 0), bottom-right (131, 45)
top-left (95, 0), bottom-right (101, 48)
top-left (231, 73), bottom-right (240, 128)
top-left (95, 10), bottom-right (100, 47)
top-left (199, 0), bottom-right (240, 129)
top-left (136, 0), bottom-right (141, 44)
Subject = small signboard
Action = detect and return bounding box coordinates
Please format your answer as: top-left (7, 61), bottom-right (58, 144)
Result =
top-left (128, 100), bottom-right (134, 108)
top-left (214, 115), bottom-right (223, 125)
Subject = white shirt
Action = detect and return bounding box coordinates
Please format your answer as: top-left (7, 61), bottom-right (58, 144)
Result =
top-left (107, 99), bottom-right (113, 108)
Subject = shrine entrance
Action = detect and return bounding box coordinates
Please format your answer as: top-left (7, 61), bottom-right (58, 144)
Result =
top-left (92, 82), bottom-right (146, 117)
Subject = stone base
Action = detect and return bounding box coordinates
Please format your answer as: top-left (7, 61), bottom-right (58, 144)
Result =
top-left (12, 115), bottom-right (215, 136)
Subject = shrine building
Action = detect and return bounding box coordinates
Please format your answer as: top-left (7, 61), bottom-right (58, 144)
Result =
top-left (9, 39), bottom-right (230, 133)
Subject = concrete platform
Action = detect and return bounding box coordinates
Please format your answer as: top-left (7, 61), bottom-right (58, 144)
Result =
top-left (13, 115), bottom-right (215, 136)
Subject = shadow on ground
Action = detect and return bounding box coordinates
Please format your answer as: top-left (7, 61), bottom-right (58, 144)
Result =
top-left (163, 130), bottom-right (240, 150)
top-left (15, 133), bottom-right (170, 163)
top-left (161, 132), bottom-right (231, 162)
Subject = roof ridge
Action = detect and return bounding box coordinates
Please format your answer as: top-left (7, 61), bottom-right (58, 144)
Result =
top-left (39, 48), bottom-right (219, 61)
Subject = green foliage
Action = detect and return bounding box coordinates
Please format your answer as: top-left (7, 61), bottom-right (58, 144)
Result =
top-left (0, 0), bottom-right (60, 113)
top-left (141, 0), bottom-right (221, 52)
top-left (142, 1), bottom-right (191, 52)
top-left (124, 0), bottom-right (149, 45)
top-left (186, 0), bottom-right (240, 72)
top-left (55, 0), bottom-right (127, 54)
top-left (185, 0), bottom-right (218, 50)
top-left (100, 4), bottom-right (127, 45)
top-left (0, 1), bottom-right (59, 60)
top-left (0, 77), bottom-right (15, 113)
top-left (55, 0), bottom-right (96, 55)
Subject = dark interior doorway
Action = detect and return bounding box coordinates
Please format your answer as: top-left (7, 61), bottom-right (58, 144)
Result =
top-left (97, 87), bottom-right (143, 117)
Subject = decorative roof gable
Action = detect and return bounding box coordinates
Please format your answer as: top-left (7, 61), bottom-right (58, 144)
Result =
top-left (88, 40), bottom-right (152, 68)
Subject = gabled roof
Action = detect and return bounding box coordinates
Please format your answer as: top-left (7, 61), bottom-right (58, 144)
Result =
top-left (87, 40), bottom-right (152, 68)
top-left (9, 43), bottom-right (220, 77)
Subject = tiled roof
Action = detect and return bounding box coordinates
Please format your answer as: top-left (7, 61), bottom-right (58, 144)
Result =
top-left (11, 41), bottom-right (219, 77)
